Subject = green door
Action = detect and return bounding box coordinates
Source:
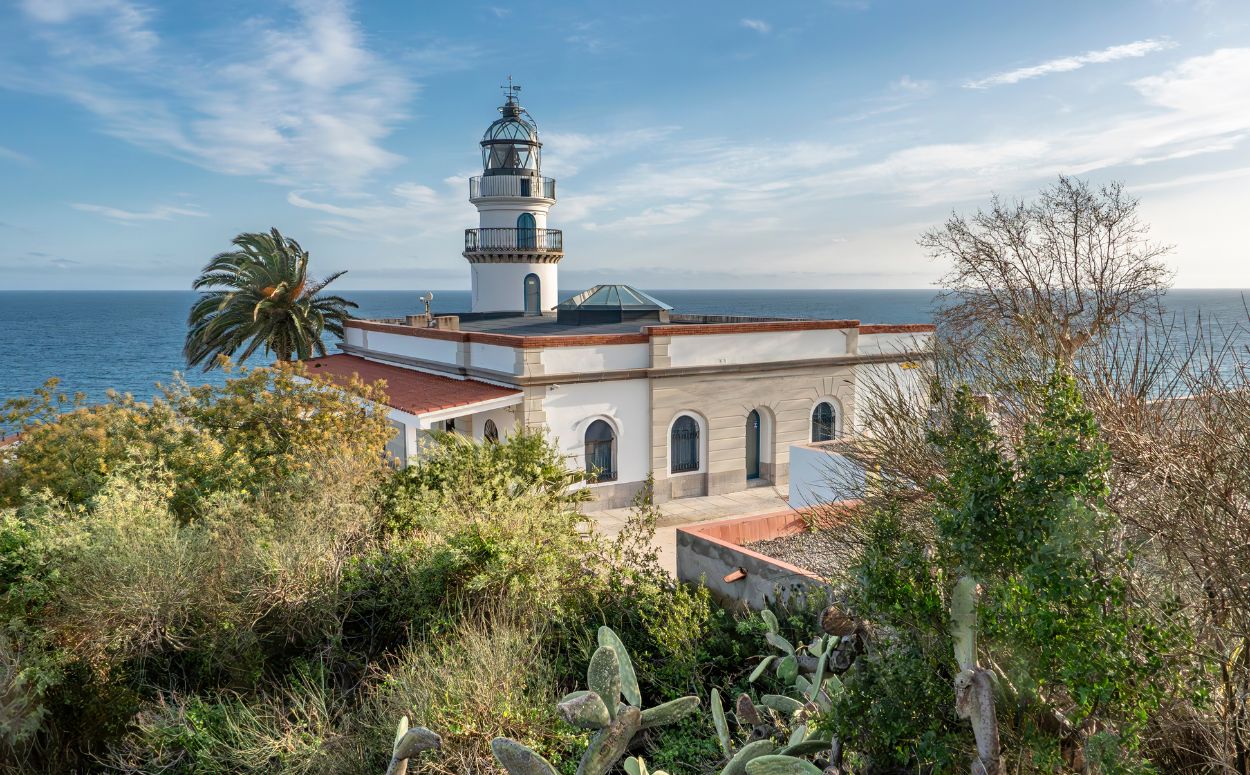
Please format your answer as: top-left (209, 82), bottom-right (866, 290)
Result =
top-left (746, 410), bottom-right (761, 480)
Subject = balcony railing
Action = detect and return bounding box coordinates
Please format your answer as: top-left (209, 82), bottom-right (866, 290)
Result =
top-left (469, 175), bottom-right (556, 200)
top-left (465, 227), bottom-right (563, 253)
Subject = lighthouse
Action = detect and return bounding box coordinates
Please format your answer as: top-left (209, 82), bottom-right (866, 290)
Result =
top-left (464, 81), bottom-right (562, 314)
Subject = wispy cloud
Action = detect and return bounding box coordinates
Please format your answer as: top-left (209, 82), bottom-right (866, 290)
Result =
top-left (287, 181), bottom-right (473, 242)
top-left (8, 0), bottom-right (417, 189)
top-left (740, 18), bottom-right (771, 34)
top-left (72, 202), bottom-right (208, 223)
top-left (890, 75), bottom-right (932, 94)
top-left (964, 38), bottom-right (1178, 89)
top-left (0, 145), bottom-right (32, 165)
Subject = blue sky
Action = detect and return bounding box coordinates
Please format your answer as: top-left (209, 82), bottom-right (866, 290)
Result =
top-left (1, 0), bottom-right (1247, 290)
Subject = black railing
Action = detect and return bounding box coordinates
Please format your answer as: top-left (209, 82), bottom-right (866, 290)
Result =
top-left (469, 176), bottom-right (556, 200)
top-left (465, 227), bottom-right (563, 252)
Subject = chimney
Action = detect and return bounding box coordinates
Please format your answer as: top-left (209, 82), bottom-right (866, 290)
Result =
top-left (434, 315), bottom-right (460, 331)
top-left (405, 314), bottom-right (431, 327)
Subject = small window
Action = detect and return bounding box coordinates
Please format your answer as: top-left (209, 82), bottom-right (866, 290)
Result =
top-left (671, 415), bottom-right (700, 473)
top-left (444, 417), bottom-right (457, 435)
top-left (584, 420), bottom-right (616, 482)
top-left (811, 402), bottom-right (837, 442)
top-left (483, 419), bottom-right (499, 443)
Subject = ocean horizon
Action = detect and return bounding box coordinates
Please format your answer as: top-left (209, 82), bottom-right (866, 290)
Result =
top-left (2, 288), bottom-right (1247, 423)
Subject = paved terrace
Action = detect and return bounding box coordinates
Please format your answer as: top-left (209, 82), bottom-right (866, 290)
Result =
top-left (592, 485), bottom-right (790, 575)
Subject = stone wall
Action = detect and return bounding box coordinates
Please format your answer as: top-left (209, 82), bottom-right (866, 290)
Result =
top-left (649, 366), bottom-right (856, 503)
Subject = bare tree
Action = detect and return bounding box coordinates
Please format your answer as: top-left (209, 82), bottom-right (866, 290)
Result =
top-left (925, 175), bottom-right (1174, 363)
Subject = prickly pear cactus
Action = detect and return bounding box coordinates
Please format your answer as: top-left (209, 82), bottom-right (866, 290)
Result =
top-left (383, 715), bottom-right (441, 775)
top-left (490, 626), bottom-right (700, 775)
top-left (714, 609), bottom-right (849, 774)
top-left (951, 576), bottom-right (1004, 775)
top-left (624, 756), bottom-right (670, 775)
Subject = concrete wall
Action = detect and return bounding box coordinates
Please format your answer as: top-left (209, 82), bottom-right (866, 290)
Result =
top-left (540, 343), bottom-right (650, 375)
top-left (667, 329), bottom-right (849, 368)
top-left (676, 513), bottom-right (831, 611)
top-left (365, 329), bottom-right (460, 365)
top-left (788, 443), bottom-right (865, 508)
top-left (476, 199), bottom-right (554, 229)
top-left (469, 341), bottom-right (520, 374)
top-left (470, 261), bottom-right (559, 313)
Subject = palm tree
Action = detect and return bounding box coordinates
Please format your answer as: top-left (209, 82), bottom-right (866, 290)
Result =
top-left (185, 228), bottom-right (357, 370)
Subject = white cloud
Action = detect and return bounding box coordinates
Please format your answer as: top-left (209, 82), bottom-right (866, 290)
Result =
top-left (890, 75), bottom-right (932, 93)
top-left (20, 0), bottom-right (157, 65)
top-left (740, 18), bottom-right (771, 34)
top-left (585, 203), bottom-right (711, 230)
top-left (72, 202), bottom-right (208, 222)
top-left (10, 0), bottom-right (416, 188)
top-left (286, 181), bottom-right (474, 242)
top-left (964, 38), bottom-right (1178, 89)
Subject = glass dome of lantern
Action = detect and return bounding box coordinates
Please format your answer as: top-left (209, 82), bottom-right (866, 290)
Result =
top-left (481, 83), bottom-right (541, 176)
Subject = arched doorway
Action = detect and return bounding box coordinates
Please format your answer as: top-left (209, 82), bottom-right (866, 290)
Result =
top-left (523, 273), bottom-right (540, 315)
top-left (516, 212), bottom-right (537, 249)
top-left (746, 409), bottom-right (761, 480)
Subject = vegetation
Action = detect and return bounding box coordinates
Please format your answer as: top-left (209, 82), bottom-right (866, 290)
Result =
top-left (0, 363), bottom-right (758, 773)
top-left (184, 228), bottom-right (357, 369)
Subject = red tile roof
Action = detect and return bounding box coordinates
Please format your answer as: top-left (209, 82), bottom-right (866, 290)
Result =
top-left (301, 354), bottom-right (520, 416)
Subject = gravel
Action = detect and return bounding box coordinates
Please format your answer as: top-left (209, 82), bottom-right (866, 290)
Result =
top-left (744, 530), bottom-right (857, 579)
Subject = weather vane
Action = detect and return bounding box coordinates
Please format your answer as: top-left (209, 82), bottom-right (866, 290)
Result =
top-left (500, 74), bottom-right (522, 103)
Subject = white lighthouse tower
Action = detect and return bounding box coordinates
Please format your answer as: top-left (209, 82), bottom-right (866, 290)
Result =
top-left (464, 81), bottom-right (561, 314)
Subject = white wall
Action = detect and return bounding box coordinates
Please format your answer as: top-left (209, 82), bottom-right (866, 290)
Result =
top-left (470, 405), bottom-right (519, 443)
top-left (344, 327), bottom-right (366, 348)
top-left (541, 379), bottom-right (651, 486)
top-left (476, 199), bottom-right (554, 229)
top-left (540, 343), bottom-right (650, 374)
top-left (364, 330), bottom-right (460, 365)
top-left (858, 331), bottom-right (932, 356)
top-left (854, 362), bottom-right (929, 434)
top-left (667, 329), bottom-right (849, 368)
top-left (469, 342), bottom-right (519, 374)
top-left (470, 261), bottom-right (559, 313)
top-left (788, 443), bottom-right (864, 508)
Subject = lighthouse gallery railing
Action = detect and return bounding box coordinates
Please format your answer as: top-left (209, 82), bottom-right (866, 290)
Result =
top-left (469, 176), bottom-right (557, 200)
top-left (464, 227), bottom-right (563, 253)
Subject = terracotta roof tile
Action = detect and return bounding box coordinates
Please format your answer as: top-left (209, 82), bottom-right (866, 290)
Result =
top-left (301, 354), bottom-right (520, 416)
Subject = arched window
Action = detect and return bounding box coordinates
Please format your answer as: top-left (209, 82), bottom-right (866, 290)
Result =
top-left (523, 273), bottom-right (540, 315)
top-left (671, 415), bottom-right (700, 473)
top-left (811, 401), bottom-right (837, 442)
top-left (584, 420), bottom-right (616, 482)
top-left (517, 212), bottom-right (537, 249)
top-left (483, 419), bottom-right (499, 443)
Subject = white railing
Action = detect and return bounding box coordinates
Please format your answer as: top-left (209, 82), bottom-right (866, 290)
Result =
top-left (469, 175), bottom-right (556, 200)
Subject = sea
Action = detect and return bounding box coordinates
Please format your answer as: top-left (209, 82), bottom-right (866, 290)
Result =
top-left (1, 289), bottom-right (1247, 427)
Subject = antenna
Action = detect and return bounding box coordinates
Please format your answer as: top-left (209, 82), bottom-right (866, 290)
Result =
top-left (421, 292), bottom-right (434, 320)
top-left (500, 75), bottom-right (522, 104)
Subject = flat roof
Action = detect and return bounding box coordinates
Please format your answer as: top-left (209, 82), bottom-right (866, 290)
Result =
top-left (303, 354), bottom-right (521, 416)
top-left (359, 312), bottom-right (873, 336)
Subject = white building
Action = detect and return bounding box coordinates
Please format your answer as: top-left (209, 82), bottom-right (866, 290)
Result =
top-left (306, 87), bottom-right (933, 509)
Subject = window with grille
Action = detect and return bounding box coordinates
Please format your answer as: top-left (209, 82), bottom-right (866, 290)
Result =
top-left (584, 420), bottom-right (616, 482)
top-left (811, 402), bottom-right (837, 442)
top-left (670, 415), bottom-right (700, 473)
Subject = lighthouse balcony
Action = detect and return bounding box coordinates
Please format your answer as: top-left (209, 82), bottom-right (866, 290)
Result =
top-left (465, 227), bottom-right (563, 254)
top-left (469, 175), bottom-right (556, 201)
